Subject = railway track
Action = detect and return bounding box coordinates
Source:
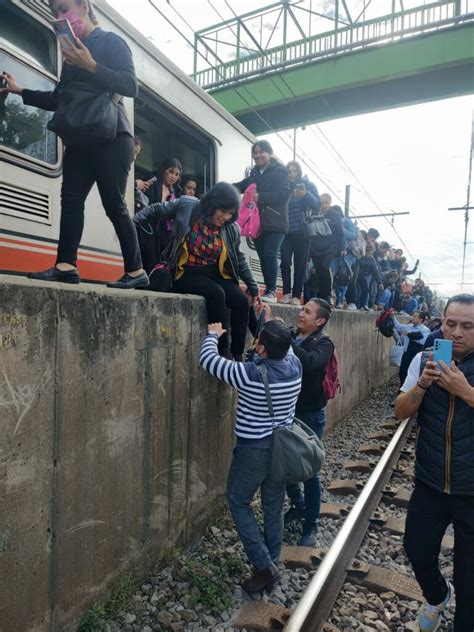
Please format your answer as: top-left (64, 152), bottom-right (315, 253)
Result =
top-left (231, 415), bottom-right (438, 632)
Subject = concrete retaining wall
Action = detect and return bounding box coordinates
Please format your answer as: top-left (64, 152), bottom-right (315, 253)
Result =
top-left (0, 277), bottom-right (394, 631)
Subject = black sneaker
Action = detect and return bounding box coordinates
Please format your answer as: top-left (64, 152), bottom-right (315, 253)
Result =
top-left (241, 563), bottom-right (280, 593)
top-left (284, 505), bottom-right (305, 526)
top-left (27, 267), bottom-right (80, 284)
top-left (107, 272), bottom-right (149, 289)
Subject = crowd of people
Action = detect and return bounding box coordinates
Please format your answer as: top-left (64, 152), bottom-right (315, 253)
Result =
top-left (1, 2), bottom-right (472, 631)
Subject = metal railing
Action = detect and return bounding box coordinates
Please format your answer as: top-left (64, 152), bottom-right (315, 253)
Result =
top-left (194, 0), bottom-right (474, 89)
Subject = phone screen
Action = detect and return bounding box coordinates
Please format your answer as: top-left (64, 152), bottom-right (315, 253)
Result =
top-left (296, 184), bottom-right (306, 191)
top-left (52, 19), bottom-right (78, 49)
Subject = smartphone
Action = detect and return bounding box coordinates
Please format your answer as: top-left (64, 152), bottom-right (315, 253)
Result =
top-left (52, 19), bottom-right (79, 49)
top-left (147, 176), bottom-right (158, 184)
top-left (296, 183), bottom-right (306, 193)
top-left (433, 339), bottom-right (452, 370)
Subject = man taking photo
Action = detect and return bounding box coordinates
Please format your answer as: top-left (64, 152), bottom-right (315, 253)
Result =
top-left (395, 294), bottom-right (474, 632)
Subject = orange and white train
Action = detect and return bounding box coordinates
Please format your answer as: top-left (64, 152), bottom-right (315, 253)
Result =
top-left (1, 0), bottom-right (263, 283)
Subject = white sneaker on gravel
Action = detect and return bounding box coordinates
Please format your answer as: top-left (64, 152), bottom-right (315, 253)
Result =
top-left (279, 293), bottom-right (292, 304)
top-left (417, 581), bottom-right (453, 631)
top-left (262, 292), bottom-right (277, 303)
top-left (346, 303), bottom-right (357, 311)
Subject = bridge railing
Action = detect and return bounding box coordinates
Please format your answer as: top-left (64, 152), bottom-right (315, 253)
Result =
top-left (194, 0), bottom-right (474, 90)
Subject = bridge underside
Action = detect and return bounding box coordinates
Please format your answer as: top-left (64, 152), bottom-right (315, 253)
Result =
top-left (209, 25), bottom-right (474, 134)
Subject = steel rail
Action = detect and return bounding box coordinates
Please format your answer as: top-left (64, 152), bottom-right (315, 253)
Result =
top-left (284, 416), bottom-right (413, 632)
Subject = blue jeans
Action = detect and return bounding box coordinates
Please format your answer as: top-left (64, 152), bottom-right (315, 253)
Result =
top-left (254, 231), bottom-right (286, 293)
top-left (226, 446), bottom-right (285, 570)
top-left (286, 408), bottom-right (326, 530)
top-left (379, 288), bottom-right (394, 310)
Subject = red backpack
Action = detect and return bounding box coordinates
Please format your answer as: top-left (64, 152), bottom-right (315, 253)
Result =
top-left (322, 349), bottom-right (341, 400)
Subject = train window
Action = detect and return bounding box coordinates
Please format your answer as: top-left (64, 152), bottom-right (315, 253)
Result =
top-left (0, 53), bottom-right (58, 165)
top-left (0, 0), bottom-right (57, 75)
top-left (134, 88), bottom-right (214, 195)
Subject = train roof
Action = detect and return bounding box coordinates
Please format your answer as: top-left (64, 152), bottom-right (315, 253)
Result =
top-left (26, 0), bottom-right (256, 144)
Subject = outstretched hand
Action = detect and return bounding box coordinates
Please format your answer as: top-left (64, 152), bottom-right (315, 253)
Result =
top-left (208, 323), bottom-right (226, 337)
top-left (1, 71), bottom-right (23, 95)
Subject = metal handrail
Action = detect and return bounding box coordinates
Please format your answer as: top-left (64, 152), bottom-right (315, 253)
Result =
top-left (284, 416), bottom-right (413, 632)
top-left (194, 0), bottom-right (474, 88)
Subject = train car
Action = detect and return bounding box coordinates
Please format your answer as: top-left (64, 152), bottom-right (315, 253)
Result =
top-left (0, 0), bottom-right (264, 283)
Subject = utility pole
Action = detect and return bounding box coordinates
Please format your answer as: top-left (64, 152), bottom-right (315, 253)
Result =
top-left (344, 184), bottom-right (351, 217)
top-left (448, 112), bottom-right (474, 290)
top-left (292, 128), bottom-right (296, 161)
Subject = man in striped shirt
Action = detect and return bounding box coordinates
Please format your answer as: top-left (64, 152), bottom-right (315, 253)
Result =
top-left (200, 319), bottom-right (302, 592)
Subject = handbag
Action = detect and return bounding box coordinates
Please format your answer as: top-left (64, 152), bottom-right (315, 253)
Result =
top-left (389, 339), bottom-right (404, 367)
top-left (47, 82), bottom-right (119, 146)
top-left (258, 365), bottom-right (325, 484)
top-left (237, 184), bottom-right (261, 239)
top-left (307, 213), bottom-right (332, 237)
top-left (301, 209), bottom-right (319, 239)
top-left (148, 262), bottom-right (174, 292)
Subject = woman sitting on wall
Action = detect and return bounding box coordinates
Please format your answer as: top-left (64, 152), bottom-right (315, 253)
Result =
top-left (134, 183), bottom-right (260, 360)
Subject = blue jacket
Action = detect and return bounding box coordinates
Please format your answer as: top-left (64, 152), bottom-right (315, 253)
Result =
top-left (288, 177), bottom-right (320, 233)
top-left (417, 350), bottom-right (474, 495)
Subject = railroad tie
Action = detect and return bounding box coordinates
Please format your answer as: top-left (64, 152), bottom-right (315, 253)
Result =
top-left (230, 601), bottom-right (292, 631)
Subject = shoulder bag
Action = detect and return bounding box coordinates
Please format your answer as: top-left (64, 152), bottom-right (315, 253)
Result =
top-left (48, 82), bottom-right (120, 146)
top-left (258, 365), bottom-right (325, 484)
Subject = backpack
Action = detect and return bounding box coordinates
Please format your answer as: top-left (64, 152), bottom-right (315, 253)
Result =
top-left (348, 226), bottom-right (366, 258)
top-left (334, 256), bottom-right (353, 287)
top-left (237, 183), bottom-right (261, 239)
top-left (375, 308), bottom-right (395, 338)
top-left (322, 349), bottom-right (341, 400)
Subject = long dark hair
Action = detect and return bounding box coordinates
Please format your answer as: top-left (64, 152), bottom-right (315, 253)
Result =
top-left (198, 182), bottom-right (240, 222)
top-left (158, 157), bottom-right (182, 195)
top-left (286, 160), bottom-right (303, 180)
top-left (252, 139), bottom-right (284, 167)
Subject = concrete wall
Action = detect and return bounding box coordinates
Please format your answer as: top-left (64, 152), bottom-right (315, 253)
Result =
top-left (0, 277), bottom-right (394, 631)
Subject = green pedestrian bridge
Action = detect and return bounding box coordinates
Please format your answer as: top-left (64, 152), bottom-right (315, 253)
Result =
top-left (193, 0), bottom-right (474, 133)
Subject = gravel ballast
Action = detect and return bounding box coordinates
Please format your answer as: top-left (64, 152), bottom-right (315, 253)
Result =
top-left (90, 378), bottom-right (456, 631)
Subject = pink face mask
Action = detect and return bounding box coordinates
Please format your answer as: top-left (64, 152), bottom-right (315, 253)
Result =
top-left (62, 8), bottom-right (87, 40)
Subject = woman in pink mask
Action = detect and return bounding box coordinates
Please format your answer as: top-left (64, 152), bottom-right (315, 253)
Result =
top-left (0, 0), bottom-right (148, 289)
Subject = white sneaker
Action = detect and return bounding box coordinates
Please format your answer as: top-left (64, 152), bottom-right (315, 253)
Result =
top-left (290, 297), bottom-right (301, 306)
top-left (279, 293), bottom-right (292, 304)
top-left (417, 581), bottom-right (453, 631)
top-left (262, 291), bottom-right (277, 304)
top-left (346, 303), bottom-right (357, 311)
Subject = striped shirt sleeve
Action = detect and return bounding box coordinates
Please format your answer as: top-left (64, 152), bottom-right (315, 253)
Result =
top-left (199, 333), bottom-right (248, 389)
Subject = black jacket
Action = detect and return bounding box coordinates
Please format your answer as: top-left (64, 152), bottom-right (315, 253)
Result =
top-left (134, 197), bottom-right (259, 296)
top-left (291, 329), bottom-right (334, 413)
top-left (310, 207), bottom-right (346, 256)
top-left (358, 254), bottom-right (383, 284)
top-left (22, 28), bottom-right (136, 137)
top-left (234, 160), bottom-right (290, 233)
top-left (416, 350), bottom-right (474, 495)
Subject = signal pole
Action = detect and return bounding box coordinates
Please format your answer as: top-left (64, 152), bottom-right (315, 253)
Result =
top-left (448, 112), bottom-right (474, 290)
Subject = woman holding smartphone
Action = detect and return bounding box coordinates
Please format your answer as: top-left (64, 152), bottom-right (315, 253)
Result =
top-left (280, 161), bottom-right (320, 305)
top-left (0, 0), bottom-right (148, 289)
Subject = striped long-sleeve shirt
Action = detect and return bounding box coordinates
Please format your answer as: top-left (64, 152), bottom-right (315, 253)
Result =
top-left (200, 333), bottom-right (303, 440)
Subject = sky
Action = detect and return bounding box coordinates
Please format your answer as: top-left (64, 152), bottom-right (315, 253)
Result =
top-left (107, 0), bottom-right (474, 298)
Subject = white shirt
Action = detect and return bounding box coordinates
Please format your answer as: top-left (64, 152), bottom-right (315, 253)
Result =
top-left (400, 352), bottom-right (422, 392)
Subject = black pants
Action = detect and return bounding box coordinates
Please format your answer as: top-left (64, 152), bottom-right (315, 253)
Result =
top-left (404, 481), bottom-right (474, 631)
top-left (173, 269), bottom-right (249, 355)
top-left (280, 232), bottom-right (310, 298)
top-left (57, 134), bottom-right (142, 272)
top-left (311, 252), bottom-right (334, 302)
top-left (345, 261), bottom-right (359, 306)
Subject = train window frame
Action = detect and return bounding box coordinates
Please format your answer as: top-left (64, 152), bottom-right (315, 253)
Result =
top-left (134, 83), bottom-right (216, 195)
top-left (0, 2), bottom-right (62, 175)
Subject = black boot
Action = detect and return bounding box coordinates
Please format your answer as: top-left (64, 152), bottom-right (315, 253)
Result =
top-left (241, 563), bottom-right (280, 593)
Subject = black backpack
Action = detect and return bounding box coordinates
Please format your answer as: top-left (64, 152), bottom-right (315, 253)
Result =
top-left (375, 308), bottom-right (395, 338)
top-left (334, 256), bottom-right (353, 287)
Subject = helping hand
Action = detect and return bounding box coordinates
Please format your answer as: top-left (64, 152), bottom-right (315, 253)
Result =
top-left (1, 71), bottom-right (23, 95)
top-left (61, 39), bottom-right (97, 73)
top-left (136, 179), bottom-right (151, 193)
top-left (208, 323), bottom-right (226, 337)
